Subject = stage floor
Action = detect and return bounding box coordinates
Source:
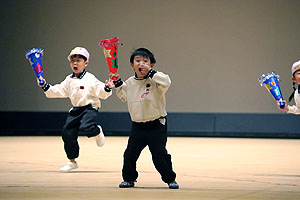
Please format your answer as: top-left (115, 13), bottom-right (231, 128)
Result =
top-left (0, 136), bottom-right (299, 200)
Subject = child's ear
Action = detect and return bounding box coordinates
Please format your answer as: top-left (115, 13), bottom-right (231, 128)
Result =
top-left (84, 61), bottom-right (89, 67)
top-left (150, 64), bottom-right (154, 68)
top-left (292, 76), bottom-right (296, 82)
top-left (130, 63), bottom-right (134, 69)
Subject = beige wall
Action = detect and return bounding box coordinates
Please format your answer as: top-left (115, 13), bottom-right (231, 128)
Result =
top-left (1, 0), bottom-right (300, 113)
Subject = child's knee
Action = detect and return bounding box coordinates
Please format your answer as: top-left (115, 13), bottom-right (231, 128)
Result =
top-left (79, 124), bottom-right (98, 137)
top-left (62, 129), bottom-right (76, 141)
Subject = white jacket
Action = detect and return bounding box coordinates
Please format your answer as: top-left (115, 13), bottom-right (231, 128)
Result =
top-left (116, 71), bottom-right (171, 122)
top-left (44, 71), bottom-right (112, 110)
top-left (288, 90), bottom-right (300, 114)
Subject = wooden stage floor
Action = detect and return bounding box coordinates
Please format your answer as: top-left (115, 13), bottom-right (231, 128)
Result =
top-left (0, 136), bottom-right (299, 200)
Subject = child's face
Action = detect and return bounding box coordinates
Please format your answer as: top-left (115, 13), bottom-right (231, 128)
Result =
top-left (69, 55), bottom-right (88, 76)
top-left (292, 70), bottom-right (300, 84)
top-left (131, 55), bottom-right (154, 78)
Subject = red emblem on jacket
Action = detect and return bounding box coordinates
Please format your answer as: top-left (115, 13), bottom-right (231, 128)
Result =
top-left (141, 88), bottom-right (150, 99)
top-left (141, 92), bottom-right (149, 98)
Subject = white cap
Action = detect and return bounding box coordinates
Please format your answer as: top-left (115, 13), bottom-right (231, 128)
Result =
top-left (291, 60), bottom-right (300, 75)
top-left (67, 47), bottom-right (90, 61)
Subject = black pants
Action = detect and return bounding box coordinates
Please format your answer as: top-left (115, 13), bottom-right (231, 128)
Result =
top-left (62, 104), bottom-right (100, 160)
top-left (122, 118), bottom-right (176, 183)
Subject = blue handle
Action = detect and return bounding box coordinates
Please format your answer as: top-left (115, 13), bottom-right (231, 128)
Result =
top-left (279, 101), bottom-right (285, 109)
top-left (39, 79), bottom-right (45, 86)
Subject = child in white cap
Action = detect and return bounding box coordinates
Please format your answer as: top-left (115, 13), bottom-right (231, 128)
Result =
top-left (278, 60), bottom-right (300, 113)
top-left (37, 47), bottom-right (115, 172)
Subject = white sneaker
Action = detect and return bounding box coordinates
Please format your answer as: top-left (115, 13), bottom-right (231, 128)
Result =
top-left (60, 161), bottom-right (78, 172)
top-left (95, 125), bottom-right (105, 147)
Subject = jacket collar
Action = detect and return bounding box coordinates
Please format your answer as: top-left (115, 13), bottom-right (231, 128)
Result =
top-left (71, 69), bottom-right (86, 79)
top-left (134, 72), bottom-right (148, 80)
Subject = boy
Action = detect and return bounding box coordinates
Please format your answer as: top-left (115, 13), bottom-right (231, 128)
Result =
top-left (114, 48), bottom-right (179, 189)
top-left (38, 47), bottom-right (115, 172)
top-left (278, 60), bottom-right (300, 113)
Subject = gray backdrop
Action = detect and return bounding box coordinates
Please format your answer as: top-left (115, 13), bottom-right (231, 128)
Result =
top-left (1, 0), bottom-right (300, 113)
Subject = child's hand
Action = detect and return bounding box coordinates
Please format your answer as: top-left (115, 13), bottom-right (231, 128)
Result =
top-left (36, 78), bottom-right (46, 87)
top-left (105, 79), bottom-right (115, 89)
top-left (138, 63), bottom-right (151, 74)
top-left (277, 100), bottom-right (288, 112)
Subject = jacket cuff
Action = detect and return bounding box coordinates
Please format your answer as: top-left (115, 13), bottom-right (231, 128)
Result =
top-left (104, 85), bottom-right (112, 92)
top-left (113, 78), bottom-right (123, 88)
top-left (42, 83), bottom-right (50, 92)
top-left (148, 69), bottom-right (157, 78)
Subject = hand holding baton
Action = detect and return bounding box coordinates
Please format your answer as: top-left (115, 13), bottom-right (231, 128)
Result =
top-left (259, 72), bottom-right (285, 108)
top-left (25, 48), bottom-right (45, 86)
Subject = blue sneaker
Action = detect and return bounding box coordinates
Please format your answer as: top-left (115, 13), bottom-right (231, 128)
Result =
top-left (168, 181), bottom-right (179, 189)
top-left (119, 181), bottom-right (135, 188)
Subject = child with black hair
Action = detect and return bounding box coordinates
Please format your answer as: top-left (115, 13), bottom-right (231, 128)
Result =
top-left (278, 60), bottom-right (300, 113)
top-left (114, 48), bottom-right (179, 189)
top-left (37, 47), bottom-right (115, 172)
